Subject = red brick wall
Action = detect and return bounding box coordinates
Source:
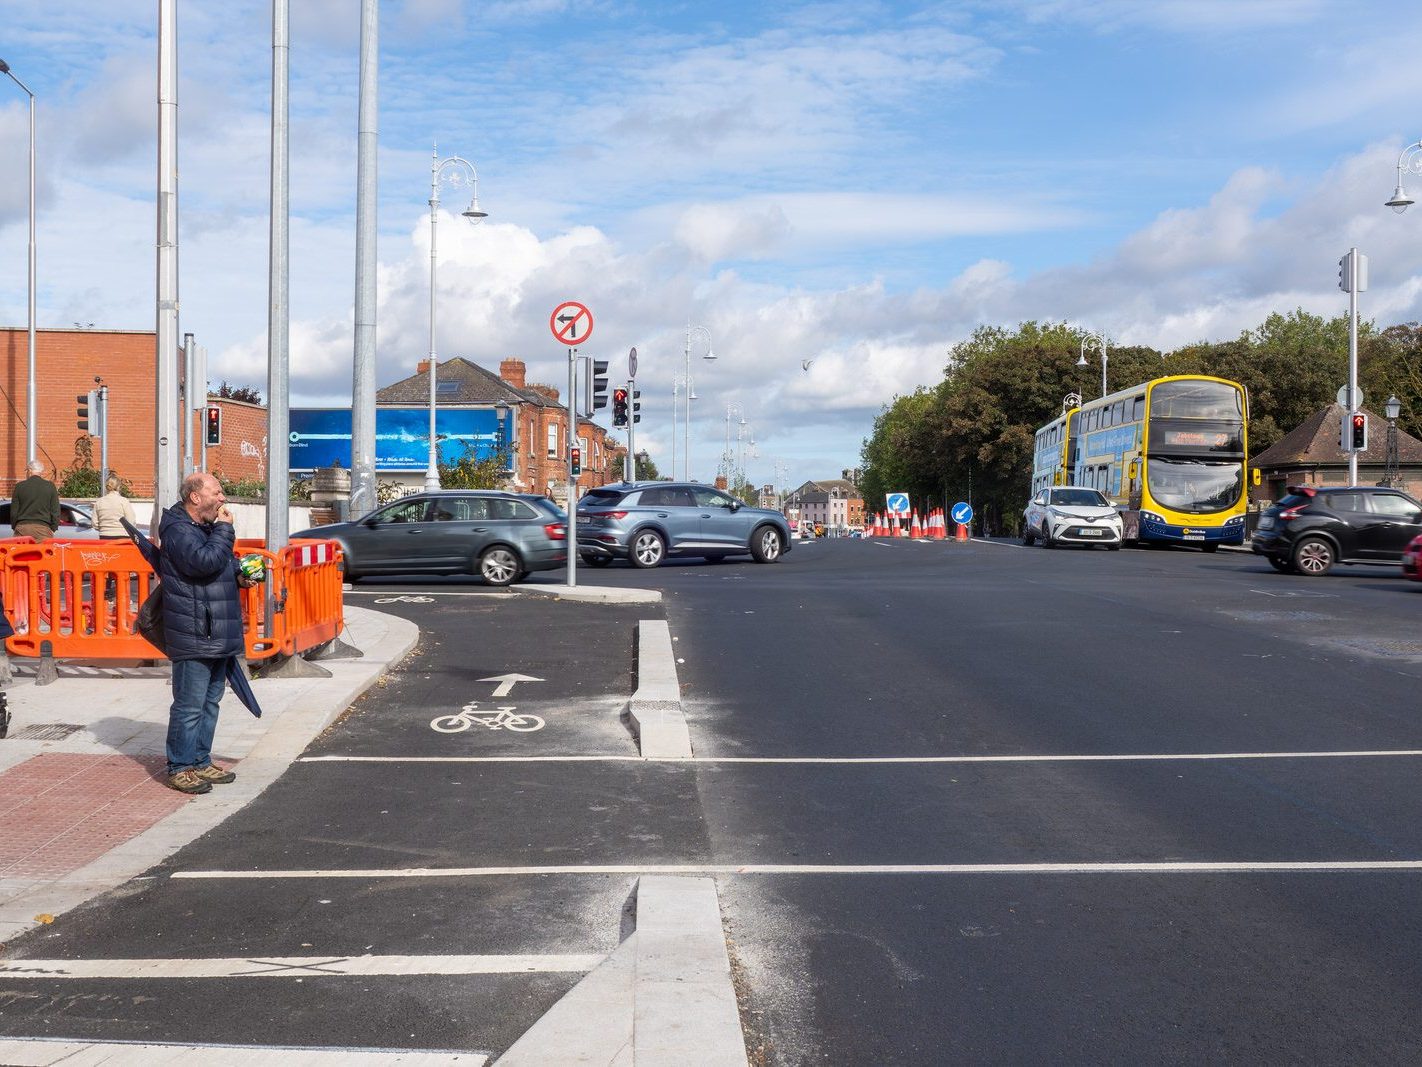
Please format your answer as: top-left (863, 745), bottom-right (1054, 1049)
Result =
top-left (201, 399), bottom-right (268, 485)
top-left (0, 328), bottom-right (158, 495)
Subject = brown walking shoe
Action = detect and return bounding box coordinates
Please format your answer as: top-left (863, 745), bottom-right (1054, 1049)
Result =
top-left (193, 763), bottom-right (236, 785)
top-left (167, 769), bottom-right (212, 794)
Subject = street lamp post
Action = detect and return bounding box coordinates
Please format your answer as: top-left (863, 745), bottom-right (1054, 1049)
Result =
top-left (683, 323), bottom-right (714, 481)
top-left (425, 145), bottom-right (487, 492)
top-left (1384, 141), bottom-right (1422, 213)
top-left (1384, 394), bottom-right (1402, 488)
top-left (1076, 332), bottom-right (1108, 399)
top-left (0, 58), bottom-right (37, 464)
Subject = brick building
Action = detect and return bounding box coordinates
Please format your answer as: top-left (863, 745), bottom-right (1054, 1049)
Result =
top-left (376, 357), bottom-right (625, 498)
top-left (784, 479), bottom-right (864, 532)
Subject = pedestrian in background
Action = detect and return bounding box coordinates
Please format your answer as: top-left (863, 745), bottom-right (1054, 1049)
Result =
top-left (10, 460), bottom-right (59, 541)
top-left (160, 471), bottom-right (256, 795)
top-left (93, 475), bottom-right (135, 540)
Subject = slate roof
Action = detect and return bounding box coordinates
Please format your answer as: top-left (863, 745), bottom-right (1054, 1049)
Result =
top-left (1251, 402), bottom-right (1422, 468)
top-left (377, 357), bottom-right (560, 408)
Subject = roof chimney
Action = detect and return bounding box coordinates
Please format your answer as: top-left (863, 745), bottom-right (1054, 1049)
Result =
top-left (500, 358), bottom-right (527, 389)
top-left (417, 359), bottom-right (431, 375)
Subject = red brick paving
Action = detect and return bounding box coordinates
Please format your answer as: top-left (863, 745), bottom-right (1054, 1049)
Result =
top-left (0, 753), bottom-right (192, 879)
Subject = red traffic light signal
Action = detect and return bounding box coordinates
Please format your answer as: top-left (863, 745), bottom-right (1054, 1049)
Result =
top-left (570, 445), bottom-right (582, 476)
top-left (1350, 412), bottom-right (1367, 451)
top-left (612, 387), bottom-right (629, 427)
top-left (205, 406), bottom-right (222, 445)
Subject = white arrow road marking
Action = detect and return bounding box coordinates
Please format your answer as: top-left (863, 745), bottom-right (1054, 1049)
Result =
top-left (479, 673), bottom-right (544, 697)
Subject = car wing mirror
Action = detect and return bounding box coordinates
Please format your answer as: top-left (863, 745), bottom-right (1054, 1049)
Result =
top-left (728, 500), bottom-right (742, 511)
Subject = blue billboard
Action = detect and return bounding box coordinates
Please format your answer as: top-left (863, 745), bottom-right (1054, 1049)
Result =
top-left (289, 407), bottom-right (510, 472)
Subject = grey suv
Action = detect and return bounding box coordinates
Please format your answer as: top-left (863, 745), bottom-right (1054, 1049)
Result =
top-left (293, 490), bottom-right (568, 586)
top-left (576, 482), bottom-right (793, 568)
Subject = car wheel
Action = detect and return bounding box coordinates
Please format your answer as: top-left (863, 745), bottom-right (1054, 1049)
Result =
top-left (1041, 525), bottom-right (1055, 549)
top-left (479, 545), bottom-right (522, 586)
top-left (582, 554), bottom-right (612, 568)
top-left (1022, 526), bottom-right (1035, 546)
top-left (751, 526), bottom-right (783, 563)
top-left (1267, 556), bottom-right (1295, 573)
top-left (630, 530), bottom-right (666, 569)
top-left (1292, 536), bottom-right (1335, 577)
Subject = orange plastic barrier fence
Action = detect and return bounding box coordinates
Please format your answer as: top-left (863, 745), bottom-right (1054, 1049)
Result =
top-left (0, 536), bottom-right (343, 665)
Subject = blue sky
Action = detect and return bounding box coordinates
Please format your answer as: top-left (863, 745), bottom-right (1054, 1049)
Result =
top-left (2, 0), bottom-right (1421, 489)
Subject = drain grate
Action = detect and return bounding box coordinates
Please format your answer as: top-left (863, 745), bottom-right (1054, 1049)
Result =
top-left (8, 723), bottom-right (85, 741)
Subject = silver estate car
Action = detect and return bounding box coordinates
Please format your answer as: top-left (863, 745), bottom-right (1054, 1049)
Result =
top-left (576, 481), bottom-right (793, 568)
top-left (294, 490), bottom-right (568, 586)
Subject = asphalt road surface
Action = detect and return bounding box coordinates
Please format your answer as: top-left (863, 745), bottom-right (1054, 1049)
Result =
top-left (4, 540), bottom-right (1422, 1063)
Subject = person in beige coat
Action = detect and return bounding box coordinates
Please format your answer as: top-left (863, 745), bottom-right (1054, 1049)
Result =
top-left (93, 476), bottom-right (136, 540)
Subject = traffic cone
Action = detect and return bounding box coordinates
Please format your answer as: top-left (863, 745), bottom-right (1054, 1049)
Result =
top-left (911, 511), bottom-right (922, 538)
top-left (955, 520), bottom-right (969, 542)
top-left (932, 509), bottom-right (945, 539)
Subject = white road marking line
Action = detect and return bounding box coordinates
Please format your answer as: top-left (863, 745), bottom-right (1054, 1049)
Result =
top-left (173, 861), bottom-right (1422, 881)
top-left (972, 537), bottom-right (1025, 548)
top-left (345, 589), bottom-right (510, 597)
top-left (0, 953), bottom-right (603, 979)
top-left (0, 1038), bottom-right (487, 1065)
top-left (299, 749), bottom-right (1422, 765)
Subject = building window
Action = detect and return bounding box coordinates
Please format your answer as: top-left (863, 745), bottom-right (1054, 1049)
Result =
top-left (547, 424), bottom-right (558, 457)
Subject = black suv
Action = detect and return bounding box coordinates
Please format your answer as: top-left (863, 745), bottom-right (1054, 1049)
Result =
top-left (1252, 485), bottom-right (1422, 576)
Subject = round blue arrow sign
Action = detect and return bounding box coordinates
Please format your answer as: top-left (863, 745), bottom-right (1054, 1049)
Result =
top-left (951, 501), bottom-right (973, 525)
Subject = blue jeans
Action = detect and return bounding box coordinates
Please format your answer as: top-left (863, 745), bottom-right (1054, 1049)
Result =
top-left (167, 657), bottom-right (227, 776)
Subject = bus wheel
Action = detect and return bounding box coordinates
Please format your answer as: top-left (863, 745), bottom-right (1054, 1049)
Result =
top-left (1201, 544), bottom-right (1219, 553)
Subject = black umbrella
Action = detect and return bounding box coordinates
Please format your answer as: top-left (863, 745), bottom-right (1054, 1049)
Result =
top-left (122, 517), bottom-right (262, 719)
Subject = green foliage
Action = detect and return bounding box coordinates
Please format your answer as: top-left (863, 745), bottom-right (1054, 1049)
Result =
top-left (630, 452), bottom-right (661, 481)
top-left (216, 381), bottom-right (263, 405)
top-left (858, 310), bottom-right (1417, 535)
top-left (437, 443), bottom-right (514, 489)
top-left (57, 436), bottom-right (133, 498)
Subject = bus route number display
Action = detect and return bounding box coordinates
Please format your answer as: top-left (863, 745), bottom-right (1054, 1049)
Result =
top-left (1162, 429), bottom-right (1229, 448)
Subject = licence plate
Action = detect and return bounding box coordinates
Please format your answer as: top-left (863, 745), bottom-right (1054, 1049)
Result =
top-left (1182, 534), bottom-right (1205, 541)
top-left (1079, 528), bottom-right (1103, 536)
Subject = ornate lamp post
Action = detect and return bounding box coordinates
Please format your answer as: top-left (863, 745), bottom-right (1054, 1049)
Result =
top-left (1075, 332), bottom-right (1108, 399)
top-left (1384, 142), bottom-right (1422, 213)
top-left (425, 146), bottom-right (487, 491)
top-left (1384, 394), bottom-right (1402, 488)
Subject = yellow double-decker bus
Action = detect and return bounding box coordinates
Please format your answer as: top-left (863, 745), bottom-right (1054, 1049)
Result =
top-left (1032, 375), bottom-right (1249, 549)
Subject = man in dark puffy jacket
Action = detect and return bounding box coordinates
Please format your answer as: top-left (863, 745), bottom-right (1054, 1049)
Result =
top-left (159, 472), bottom-right (255, 794)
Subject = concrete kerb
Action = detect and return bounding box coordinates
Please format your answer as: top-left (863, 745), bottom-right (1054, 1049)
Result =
top-left (516, 585), bottom-right (663, 605)
top-left (498, 876), bottom-right (748, 1067)
top-left (626, 620), bottom-right (691, 759)
top-left (0, 606), bottom-right (419, 940)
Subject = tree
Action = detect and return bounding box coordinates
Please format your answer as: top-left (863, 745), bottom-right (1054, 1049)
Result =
top-left (438, 442), bottom-right (513, 489)
top-left (216, 381), bottom-right (263, 405)
top-left (57, 436), bottom-right (132, 497)
top-left (631, 452), bottom-right (662, 481)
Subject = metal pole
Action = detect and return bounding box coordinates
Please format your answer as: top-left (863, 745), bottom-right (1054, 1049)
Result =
top-left (1348, 248), bottom-right (1359, 486)
top-left (1101, 339), bottom-right (1108, 399)
top-left (566, 347), bottom-right (577, 588)
top-left (350, 0), bottom-right (379, 517)
top-left (155, 0), bottom-right (181, 514)
top-left (684, 324), bottom-right (691, 481)
top-left (671, 379), bottom-right (678, 480)
top-left (99, 385), bottom-right (109, 494)
top-left (1, 60), bottom-right (37, 464)
top-left (198, 349), bottom-right (208, 473)
top-left (265, 0), bottom-right (291, 551)
top-left (181, 332), bottom-right (194, 475)
top-left (625, 378), bottom-right (635, 482)
top-left (425, 147), bottom-right (441, 492)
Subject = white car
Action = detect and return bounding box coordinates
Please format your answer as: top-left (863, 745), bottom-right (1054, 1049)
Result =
top-left (1023, 486), bottom-right (1123, 549)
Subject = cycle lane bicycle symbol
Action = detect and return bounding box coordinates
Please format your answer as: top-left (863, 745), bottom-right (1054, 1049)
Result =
top-left (374, 595), bottom-right (435, 604)
top-left (430, 702), bottom-right (545, 733)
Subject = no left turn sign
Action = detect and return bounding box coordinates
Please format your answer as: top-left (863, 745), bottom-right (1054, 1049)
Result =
top-left (550, 301), bottom-right (594, 346)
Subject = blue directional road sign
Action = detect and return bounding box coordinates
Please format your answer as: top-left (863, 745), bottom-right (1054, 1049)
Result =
top-left (886, 493), bottom-right (911, 516)
top-left (951, 501), bottom-right (974, 525)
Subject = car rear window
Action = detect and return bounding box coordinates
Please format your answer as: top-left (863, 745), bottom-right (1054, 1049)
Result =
top-left (1275, 493), bottom-right (1313, 509)
top-left (582, 489), bottom-right (627, 507)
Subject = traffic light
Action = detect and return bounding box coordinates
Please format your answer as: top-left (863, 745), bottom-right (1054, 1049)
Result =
top-left (76, 391), bottom-right (93, 432)
top-left (586, 359), bottom-right (610, 414)
top-left (570, 446), bottom-right (582, 476)
top-left (205, 405), bottom-right (222, 445)
top-left (612, 387), bottom-right (629, 427)
top-left (632, 388), bottom-right (641, 425)
top-left (1338, 250), bottom-right (1368, 293)
top-left (1350, 411), bottom-right (1368, 451)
